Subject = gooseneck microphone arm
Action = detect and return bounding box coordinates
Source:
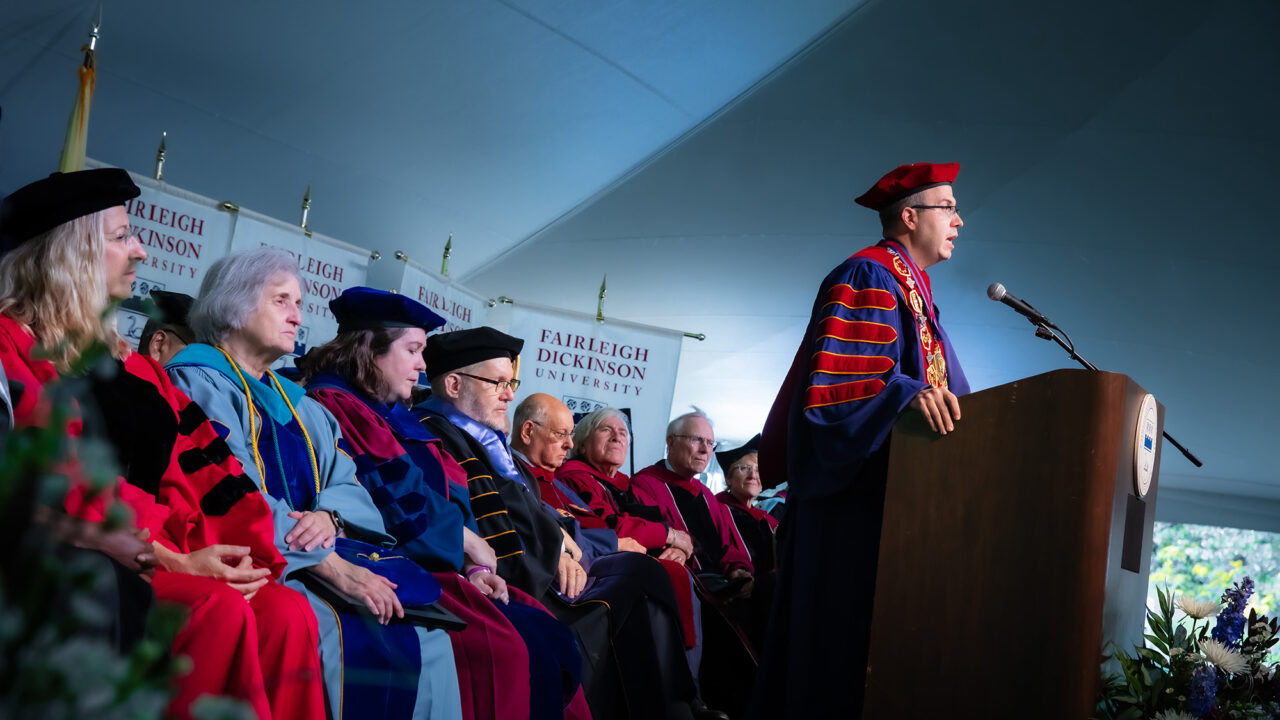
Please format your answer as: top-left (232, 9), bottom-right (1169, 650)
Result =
top-left (987, 282), bottom-right (1202, 468)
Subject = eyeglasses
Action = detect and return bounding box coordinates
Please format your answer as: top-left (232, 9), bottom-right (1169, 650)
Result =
top-left (672, 434), bottom-right (719, 450)
top-left (910, 205), bottom-right (959, 218)
top-left (532, 420), bottom-right (572, 440)
top-left (456, 372), bottom-right (521, 394)
top-left (729, 463), bottom-right (759, 476)
top-left (111, 225), bottom-right (143, 243)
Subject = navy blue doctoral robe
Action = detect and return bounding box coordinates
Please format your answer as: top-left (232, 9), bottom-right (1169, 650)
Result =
top-left (752, 240), bottom-right (970, 719)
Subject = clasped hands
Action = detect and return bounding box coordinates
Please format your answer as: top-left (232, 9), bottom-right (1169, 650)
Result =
top-left (657, 527), bottom-right (694, 564)
top-left (463, 527), bottom-right (509, 604)
top-left (284, 509), bottom-right (340, 551)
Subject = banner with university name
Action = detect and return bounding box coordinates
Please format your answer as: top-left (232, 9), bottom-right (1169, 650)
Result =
top-left (113, 171), bottom-right (234, 348)
top-left (365, 258), bottom-right (489, 332)
top-left (492, 303), bottom-right (684, 473)
top-left (228, 214), bottom-right (370, 367)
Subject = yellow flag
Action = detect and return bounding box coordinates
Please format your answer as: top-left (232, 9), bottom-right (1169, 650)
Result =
top-left (58, 43), bottom-right (96, 173)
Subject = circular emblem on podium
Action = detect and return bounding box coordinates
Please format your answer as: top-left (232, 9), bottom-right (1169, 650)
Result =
top-left (1133, 393), bottom-right (1158, 498)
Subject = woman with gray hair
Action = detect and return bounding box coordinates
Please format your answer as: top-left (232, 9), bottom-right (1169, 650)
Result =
top-left (167, 247), bottom-right (462, 720)
top-left (558, 408), bottom-right (694, 561)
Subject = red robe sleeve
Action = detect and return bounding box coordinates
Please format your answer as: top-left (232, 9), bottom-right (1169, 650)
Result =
top-left (556, 463), bottom-right (669, 549)
top-left (123, 353), bottom-right (285, 577)
top-left (0, 317), bottom-right (172, 533)
top-left (0, 314), bottom-right (57, 428)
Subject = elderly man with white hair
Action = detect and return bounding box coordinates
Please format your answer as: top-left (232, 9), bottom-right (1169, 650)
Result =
top-left (630, 410), bottom-right (754, 591)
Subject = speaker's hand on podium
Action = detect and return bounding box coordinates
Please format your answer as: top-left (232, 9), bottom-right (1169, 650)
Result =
top-left (909, 386), bottom-right (961, 435)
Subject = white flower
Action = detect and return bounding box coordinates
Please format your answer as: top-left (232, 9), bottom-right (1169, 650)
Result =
top-left (1175, 595), bottom-right (1220, 619)
top-left (1200, 637), bottom-right (1249, 674)
top-left (1168, 647), bottom-right (1184, 657)
top-left (1152, 710), bottom-right (1197, 720)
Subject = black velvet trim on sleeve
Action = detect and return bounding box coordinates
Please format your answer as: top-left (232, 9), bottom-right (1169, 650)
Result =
top-left (199, 474), bottom-right (259, 516)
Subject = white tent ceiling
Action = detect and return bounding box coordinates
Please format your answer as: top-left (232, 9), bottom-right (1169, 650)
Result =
top-left (3, 0), bottom-right (1277, 530)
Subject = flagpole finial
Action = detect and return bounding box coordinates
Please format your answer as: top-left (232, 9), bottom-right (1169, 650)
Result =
top-left (88, 5), bottom-right (102, 51)
top-left (154, 131), bottom-right (167, 180)
top-left (300, 185), bottom-right (312, 230)
top-left (441, 233), bottom-right (453, 276)
top-left (596, 274), bottom-right (607, 323)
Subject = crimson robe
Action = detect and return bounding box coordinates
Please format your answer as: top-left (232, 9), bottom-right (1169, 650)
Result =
top-left (0, 311), bottom-right (325, 720)
top-left (714, 490), bottom-right (778, 575)
top-left (630, 462), bottom-right (752, 575)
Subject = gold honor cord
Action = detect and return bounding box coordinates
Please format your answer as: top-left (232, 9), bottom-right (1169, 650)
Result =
top-left (214, 347), bottom-right (321, 495)
top-left (267, 371), bottom-right (322, 494)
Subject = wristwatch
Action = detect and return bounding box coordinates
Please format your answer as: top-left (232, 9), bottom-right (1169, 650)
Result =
top-left (328, 510), bottom-right (345, 534)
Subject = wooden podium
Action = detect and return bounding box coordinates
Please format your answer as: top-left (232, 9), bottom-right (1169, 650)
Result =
top-left (861, 370), bottom-right (1163, 719)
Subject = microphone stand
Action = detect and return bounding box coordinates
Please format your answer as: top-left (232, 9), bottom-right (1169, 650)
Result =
top-left (1029, 317), bottom-right (1203, 467)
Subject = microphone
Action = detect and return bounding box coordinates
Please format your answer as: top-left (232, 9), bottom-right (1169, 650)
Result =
top-left (987, 283), bottom-right (1052, 327)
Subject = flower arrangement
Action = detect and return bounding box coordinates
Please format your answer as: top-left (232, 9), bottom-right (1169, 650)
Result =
top-left (1096, 577), bottom-right (1280, 719)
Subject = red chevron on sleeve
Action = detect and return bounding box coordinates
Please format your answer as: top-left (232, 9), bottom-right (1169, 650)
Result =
top-left (816, 315), bottom-right (898, 344)
top-left (810, 351), bottom-right (895, 376)
top-left (804, 378), bottom-right (887, 409)
top-left (822, 285), bottom-right (896, 312)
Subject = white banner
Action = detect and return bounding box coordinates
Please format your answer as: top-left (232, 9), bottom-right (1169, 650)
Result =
top-left (365, 258), bottom-right (489, 332)
top-left (114, 171), bottom-right (234, 348)
top-left (494, 303), bottom-right (684, 474)
top-left (229, 214), bottom-right (370, 366)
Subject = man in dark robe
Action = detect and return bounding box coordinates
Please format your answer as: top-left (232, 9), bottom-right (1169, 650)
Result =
top-left (751, 162), bottom-right (971, 719)
top-left (136, 289), bottom-right (195, 365)
top-left (415, 327), bottom-right (718, 720)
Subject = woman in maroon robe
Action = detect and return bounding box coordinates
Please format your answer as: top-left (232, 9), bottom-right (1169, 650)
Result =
top-left (713, 435), bottom-right (778, 575)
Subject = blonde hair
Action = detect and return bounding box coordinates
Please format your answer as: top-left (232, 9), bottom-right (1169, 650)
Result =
top-left (0, 210), bottom-right (120, 371)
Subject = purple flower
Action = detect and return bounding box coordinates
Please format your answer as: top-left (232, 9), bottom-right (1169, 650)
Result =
top-left (1212, 577), bottom-right (1256, 649)
top-left (1186, 664), bottom-right (1217, 716)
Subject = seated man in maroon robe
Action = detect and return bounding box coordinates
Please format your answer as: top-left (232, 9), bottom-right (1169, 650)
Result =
top-left (630, 411), bottom-right (754, 594)
top-left (512, 393), bottom-right (738, 720)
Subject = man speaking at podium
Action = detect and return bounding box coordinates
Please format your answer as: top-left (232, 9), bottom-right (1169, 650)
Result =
top-left (752, 162), bottom-right (971, 718)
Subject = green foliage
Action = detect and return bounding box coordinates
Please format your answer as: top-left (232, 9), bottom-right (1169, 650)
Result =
top-left (0, 357), bottom-right (186, 717)
top-left (1150, 522), bottom-right (1280, 619)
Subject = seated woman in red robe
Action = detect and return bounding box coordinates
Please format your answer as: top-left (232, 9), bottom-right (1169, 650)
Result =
top-left (297, 286), bottom-right (589, 720)
top-left (712, 435), bottom-right (779, 649)
top-left (0, 169), bottom-right (324, 719)
top-left (713, 435), bottom-right (778, 575)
